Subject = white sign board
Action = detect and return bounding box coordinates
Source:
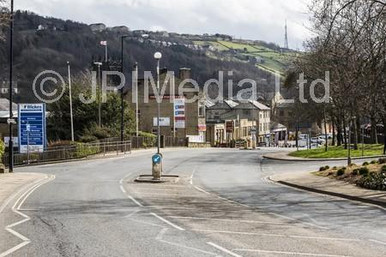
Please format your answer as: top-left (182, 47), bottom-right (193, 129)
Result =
top-left (4, 137), bottom-right (19, 147)
top-left (174, 98), bottom-right (186, 129)
top-left (153, 117), bottom-right (171, 127)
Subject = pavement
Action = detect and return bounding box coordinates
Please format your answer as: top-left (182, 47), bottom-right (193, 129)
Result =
top-left (270, 171), bottom-right (386, 208)
top-left (0, 148), bottom-right (385, 257)
top-left (0, 173), bottom-right (49, 213)
top-left (263, 150), bottom-right (386, 161)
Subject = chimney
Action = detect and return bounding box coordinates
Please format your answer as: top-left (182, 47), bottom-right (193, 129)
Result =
top-left (179, 68), bottom-right (191, 80)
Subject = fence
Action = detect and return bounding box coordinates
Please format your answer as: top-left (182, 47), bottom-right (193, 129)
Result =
top-left (3, 136), bottom-right (189, 167)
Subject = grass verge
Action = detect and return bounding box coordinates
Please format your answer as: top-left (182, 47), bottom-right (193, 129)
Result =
top-left (289, 144), bottom-right (385, 158)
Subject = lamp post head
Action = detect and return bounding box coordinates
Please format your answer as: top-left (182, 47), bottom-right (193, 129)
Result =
top-left (154, 52), bottom-right (162, 60)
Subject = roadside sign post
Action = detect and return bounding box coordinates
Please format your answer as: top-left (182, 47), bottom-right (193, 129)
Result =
top-left (152, 154), bottom-right (163, 180)
top-left (18, 104), bottom-right (46, 155)
top-left (26, 123), bottom-right (30, 164)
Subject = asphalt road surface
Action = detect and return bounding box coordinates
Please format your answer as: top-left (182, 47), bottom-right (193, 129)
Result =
top-left (1, 148), bottom-right (385, 257)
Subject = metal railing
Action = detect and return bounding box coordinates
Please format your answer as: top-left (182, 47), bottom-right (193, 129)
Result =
top-left (3, 136), bottom-right (189, 167)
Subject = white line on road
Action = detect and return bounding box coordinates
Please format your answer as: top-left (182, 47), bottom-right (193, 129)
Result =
top-left (167, 216), bottom-right (289, 225)
top-left (196, 229), bottom-right (359, 242)
top-left (369, 239), bottom-right (386, 246)
top-left (150, 213), bottom-right (185, 231)
top-left (207, 242), bottom-right (242, 257)
top-left (119, 177), bottom-right (144, 207)
top-left (233, 248), bottom-right (352, 257)
top-left (194, 186), bottom-right (211, 195)
top-left (0, 175), bottom-right (55, 257)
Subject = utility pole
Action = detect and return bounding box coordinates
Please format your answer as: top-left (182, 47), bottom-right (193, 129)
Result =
top-left (120, 36), bottom-right (129, 143)
top-left (67, 61), bottom-right (74, 142)
top-left (134, 62), bottom-right (139, 137)
top-left (94, 62), bottom-right (103, 127)
top-left (8, 0), bottom-right (14, 172)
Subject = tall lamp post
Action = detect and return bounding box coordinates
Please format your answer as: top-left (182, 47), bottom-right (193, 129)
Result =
top-left (67, 61), bottom-right (75, 142)
top-left (94, 62), bottom-right (103, 127)
top-left (120, 35), bottom-right (129, 143)
top-left (154, 52), bottom-right (162, 154)
top-left (347, 115), bottom-right (356, 166)
top-left (8, 0), bottom-right (14, 172)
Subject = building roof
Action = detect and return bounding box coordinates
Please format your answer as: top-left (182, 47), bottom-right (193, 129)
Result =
top-left (249, 100), bottom-right (270, 110)
top-left (0, 98), bottom-right (17, 111)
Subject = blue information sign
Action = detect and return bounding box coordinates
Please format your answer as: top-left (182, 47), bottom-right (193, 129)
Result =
top-left (152, 154), bottom-right (162, 164)
top-left (18, 104), bottom-right (46, 153)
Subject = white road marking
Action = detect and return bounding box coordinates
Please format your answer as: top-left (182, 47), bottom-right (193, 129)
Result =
top-left (128, 196), bottom-right (144, 207)
top-left (119, 177), bottom-right (144, 207)
top-left (270, 212), bottom-right (329, 230)
top-left (167, 216), bottom-right (289, 225)
top-left (0, 175), bottom-right (55, 257)
top-left (369, 239), bottom-right (386, 246)
top-left (150, 213), bottom-right (185, 231)
top-left (194, 186), bottom-right (211, 195)
top-left (190, 168), bottom-right (196, 185)
top-left (195, 229), bottom-right (359, 242)
top-left (233, 248), bottom-right (352, 257)
top-left (207, 242), bottom-right (242, 257)
top-left (155, 228), bottom-right (218, 256)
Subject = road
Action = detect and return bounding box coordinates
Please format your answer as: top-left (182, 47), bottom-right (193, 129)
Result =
top-left (1, 148), bottom-right (385, 257)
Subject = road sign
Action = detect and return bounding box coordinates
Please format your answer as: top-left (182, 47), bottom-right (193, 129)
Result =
top-left (153, 117), bottom-right (171, 127)
top-left (174, 98), bottom-right (185, 129)
top-left (7, 118), bottom-right (16, 125)
top-left (152, 154), bottom-right (162, 164)
top-left (18, 104), bottom-right (46, 154)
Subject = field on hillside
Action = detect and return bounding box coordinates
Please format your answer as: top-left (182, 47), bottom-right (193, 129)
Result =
top-left (193, 40), bottom-right (296, 75)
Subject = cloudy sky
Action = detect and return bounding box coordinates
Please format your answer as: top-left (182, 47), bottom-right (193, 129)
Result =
top-left (15, 0), bottom-right (313, 49)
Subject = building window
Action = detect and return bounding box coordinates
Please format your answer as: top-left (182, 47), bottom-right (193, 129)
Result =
top-left (198, 105), bottom-right (205, 117)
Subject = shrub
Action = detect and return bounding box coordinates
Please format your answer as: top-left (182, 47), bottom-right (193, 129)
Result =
top-left (379, 158), bottom-right (386, 164)
top-left (0, 139), bottom-right (5, 161)
top-left (337, 169), bottom-right (345, 176)
top-left (332, 166), bottom-right (337, 170)
top-left (382, 165), bottom-right (386, 172)
top-left (319, 166), bottom-right (326, 171)
top-left (356, 172), bottom-right (386, 191)
top-left (352, 169), bottom-right (359, 176)
top-left (362, 162), bottom-right (369, 166)
top-left (370, 160), bottom-right (378, 164)
top-left (359, 167), bottom-right (369, 176)
top-left (325, 165), bottom-right (330, 170)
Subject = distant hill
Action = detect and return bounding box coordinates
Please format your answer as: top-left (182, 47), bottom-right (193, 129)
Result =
top-left (0, 11), bottom-right (295, 104)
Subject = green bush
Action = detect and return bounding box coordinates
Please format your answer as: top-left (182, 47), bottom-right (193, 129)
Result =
top-left (382, 165), bottom-right (386, 172)
top-left (0, 139), bottom-right (5, 161)
top-left (332, 166), bottom-right (338, 170)
top-left (362, 162), bottom-right (369, 166)
top-left (356, 172), bottom-right (386, 190)
top-left (379, 158), bottom-right (386, 164)
top-left (359, 167), bottom-right (369, 176)
top-left (352, 169), bottom-right (359, 176)
top-left (319, 166), bottom-right (330, 171)
top-left (370, 160), bottom-right (378, 164)
top-left (74, 143), bottom-right (100, 158)
top-left (337, 169), bottom-right (345, 176)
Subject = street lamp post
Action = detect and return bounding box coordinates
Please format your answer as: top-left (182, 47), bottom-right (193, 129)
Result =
top-left (8, 0), bottom-right (14, 172)
top-left (120, 35), bottom-right (129, 143)
top-left (347, 116), bottom-right (356, 166)
top-left (133, 62), bottom-right (139, 137)
top-left (154, 52), bottom-right (162, 154)
top-left (67, 61), bottom-right (75, 142)
top-left (94, 62), bottom-right (103, 127)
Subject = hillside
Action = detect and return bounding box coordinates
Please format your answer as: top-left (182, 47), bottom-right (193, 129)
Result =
top-left (0, 11), bottom-right (295, 104)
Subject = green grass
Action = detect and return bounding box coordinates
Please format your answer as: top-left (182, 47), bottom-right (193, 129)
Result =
top-left (289, 145), bottom-right (385, 159)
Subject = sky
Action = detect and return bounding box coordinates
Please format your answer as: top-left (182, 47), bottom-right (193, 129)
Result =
top-left (15, 0), bottom-right (313, 49)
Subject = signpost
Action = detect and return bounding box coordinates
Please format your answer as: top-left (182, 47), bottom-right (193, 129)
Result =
top-left (18, 104), bottom-right (46, 154)
top-left (174, 98), bottom-right (186, 129)
top-left (153, 117), bottom-right (171, 127)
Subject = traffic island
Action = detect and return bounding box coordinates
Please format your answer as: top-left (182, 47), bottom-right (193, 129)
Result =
top-left (134, 174), bottom-right (180, 184)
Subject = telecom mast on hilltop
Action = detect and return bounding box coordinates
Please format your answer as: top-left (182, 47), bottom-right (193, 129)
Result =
top-left (284, 20), bottom-right (289, 49)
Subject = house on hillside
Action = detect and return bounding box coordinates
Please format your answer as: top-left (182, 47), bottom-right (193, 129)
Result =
top-left (110, 26), bottom-right (129, 34)
top-left (89, 23), bottom-right (106, 32)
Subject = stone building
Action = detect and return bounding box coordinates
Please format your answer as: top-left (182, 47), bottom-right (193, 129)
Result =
top-left (127, 68), bottom-right (207, 142)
